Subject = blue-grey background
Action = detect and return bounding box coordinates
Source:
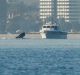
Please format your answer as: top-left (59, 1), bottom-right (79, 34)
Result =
top-left (0, 0), bottom-right (80, 33)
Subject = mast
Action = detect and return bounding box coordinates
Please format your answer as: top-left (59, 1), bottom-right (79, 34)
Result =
top-left (51, 0), bottom-right (57, 24)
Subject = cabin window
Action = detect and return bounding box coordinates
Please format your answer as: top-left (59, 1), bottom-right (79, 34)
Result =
top-left (47, 26), bottom-right (50, 28)
top-left (43, 26), bottom-right (46, 28)
top-left (51, 26), bottom-right (54, 28)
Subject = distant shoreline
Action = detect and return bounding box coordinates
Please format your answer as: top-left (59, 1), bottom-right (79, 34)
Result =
top-left (0, 32), bottom-right (80, 39)
top-left (0, 32), bottom-right (41, 39)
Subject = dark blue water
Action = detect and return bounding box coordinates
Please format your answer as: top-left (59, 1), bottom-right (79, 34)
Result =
top-left (0, 39), bottom-right (80, 75)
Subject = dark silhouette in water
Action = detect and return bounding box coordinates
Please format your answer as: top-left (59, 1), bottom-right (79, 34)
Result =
top-left (16, 32), bottom-right (25, 39)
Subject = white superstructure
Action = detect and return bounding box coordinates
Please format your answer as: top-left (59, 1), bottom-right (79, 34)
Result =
top-left (40, 22), bottom-right (58, 32)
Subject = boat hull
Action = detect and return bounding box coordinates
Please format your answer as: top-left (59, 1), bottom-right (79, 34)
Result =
top-left (40, 31), bottom-right (67, 39)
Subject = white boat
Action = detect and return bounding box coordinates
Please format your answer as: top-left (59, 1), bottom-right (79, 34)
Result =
top-left (40, 22), bottom-right (67, 39)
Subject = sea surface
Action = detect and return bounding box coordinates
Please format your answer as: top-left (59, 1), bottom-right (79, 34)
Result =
top-left (0, 39), bottom-right (80, 75)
